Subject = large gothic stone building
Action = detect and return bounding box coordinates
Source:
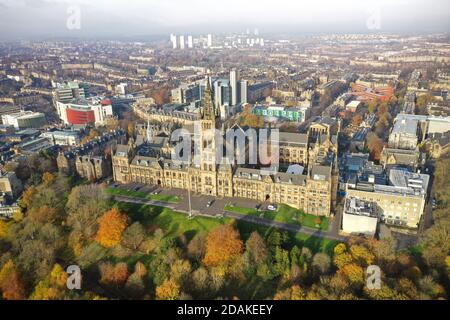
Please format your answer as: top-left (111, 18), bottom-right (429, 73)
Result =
top-left (112, 81), bottom-right (339, 217)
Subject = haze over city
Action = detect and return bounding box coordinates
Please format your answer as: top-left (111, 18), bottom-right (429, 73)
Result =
top-left (0, 0), bottom-right (449, 40)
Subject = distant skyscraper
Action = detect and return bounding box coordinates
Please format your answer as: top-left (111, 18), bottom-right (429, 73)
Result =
top-left (170, 34), bottom-right (177, 49)
top-left (179, 35), bottom-right (185, 49)
top-left (230, 69), bottom-right (240, 106)
top-left (214, 80), bottom-right (222, 109)
top-left (207, 34), bottom-right (212, 47)
top-left (260, 38), bottom-right (264, 46)
top-left (240, 80), bottom-right (248, 104)
top-left (254, 28), bottom-right (259, 36)
top-left (187, 35), bottom-right (193, 48)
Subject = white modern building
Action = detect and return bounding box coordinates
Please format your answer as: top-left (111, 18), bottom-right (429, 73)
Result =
top-left (179, 35), bottom-right (185, 49)
top-left (342, 197), bottom-right (379, 237)
top-left (170, 34), bottom-right (177, 49)
top-left (346, 168), bottom-right (429, 229)
top-left (1, 111), bottom-right (47, 129)
top-left (207, 34), bottom-right (212, 47)
top-left (41, 130), bottom-right (81, 146)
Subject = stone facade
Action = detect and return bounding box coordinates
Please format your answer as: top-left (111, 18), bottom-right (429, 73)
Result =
top-left (75, 155), bottom-right (111, 181)
top-left (112, 81), bottom-right (337, 217)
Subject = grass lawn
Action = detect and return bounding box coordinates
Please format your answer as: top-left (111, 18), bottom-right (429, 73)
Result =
top-left (115, 201), bottom-right (339, 254)
top-left (116, 202), bottom-right (229, 240)
top-left (224, 203), bottom-right (329, 230)
top-left (106, 187), bottom-right (181, 203)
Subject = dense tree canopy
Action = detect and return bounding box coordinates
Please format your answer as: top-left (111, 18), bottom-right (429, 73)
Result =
top-left (0, 171), bottom-right (448, 300)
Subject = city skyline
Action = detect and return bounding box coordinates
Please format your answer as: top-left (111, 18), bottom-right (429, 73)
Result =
top-left (0, 0), bottom-right (449, 41)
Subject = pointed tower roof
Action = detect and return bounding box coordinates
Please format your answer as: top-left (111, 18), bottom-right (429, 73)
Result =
top-left (202, 77), bottom-right (216, 120)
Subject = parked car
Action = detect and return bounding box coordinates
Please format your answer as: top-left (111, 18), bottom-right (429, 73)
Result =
top-left (134, 186), bottom-right (140, 191)
top-left (267, 204), bottom-right (277, 211)
top-left (432, 199), bottom-right (437, 209)
top-left (206, 200), bottom-right (214, 208)
top-left (153, 190), bottom-right (160, 195)
top-left (255, 204), bottom-right (261, 211)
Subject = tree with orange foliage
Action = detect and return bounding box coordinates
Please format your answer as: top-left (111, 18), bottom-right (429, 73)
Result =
top-left (2, 270), bottom-right (26, 300)
top-left (239, 105), bottom-right (264, 128)
top-left (203, 224), bottom-right (244, 268)
top-left (95, 208), bottom-right (128, 248)
top-left (99, 262), bottom-right (130, 288)
top-left (153, 87), bottom-right (169, 105)
top-left (366, 132), bottom-right (384, 161)
top-left (351, 114), bottom-right (363, 127)
top-left (0, 260), bottom-right (26, 300)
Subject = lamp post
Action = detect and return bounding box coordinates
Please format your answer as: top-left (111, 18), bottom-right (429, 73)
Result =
top-left (188, 182), bottom-right (193, 219)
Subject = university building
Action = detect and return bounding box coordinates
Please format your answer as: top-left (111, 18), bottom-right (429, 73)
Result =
top-left (112, 81), bottom-right (338, 217)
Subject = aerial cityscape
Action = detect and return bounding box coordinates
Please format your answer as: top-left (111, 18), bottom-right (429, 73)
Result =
top-left (0, 0), bottom-right (449, 306)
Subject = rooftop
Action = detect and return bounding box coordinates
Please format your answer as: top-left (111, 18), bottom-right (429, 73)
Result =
top-left (345, 197), bottom-right (377, 217)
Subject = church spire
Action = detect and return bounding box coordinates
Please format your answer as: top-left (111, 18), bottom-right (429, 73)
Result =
top-left (202, 77), bottom-right (216, 120)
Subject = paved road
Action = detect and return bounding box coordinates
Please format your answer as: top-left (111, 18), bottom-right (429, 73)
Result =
top-left (223, 211), bottom-right (347, 241)
top-left (113, 195), bottom-right (348, 242)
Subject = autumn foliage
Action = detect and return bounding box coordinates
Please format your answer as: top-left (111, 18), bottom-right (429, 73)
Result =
top-left (366, 132), bottom-right (384, 161)
top-left (155, 278), bottom-right (180, 300)
top-left (0, 220), bottom-right (8, 238)
top-left (0, 260), bottom-right (26, 300)
top-left (95, 208), bottom-right (128, 248)
top-left (42, 172), bottom-right (55, 186)
top-left (203, 224), bottom-right (244, 268)
top-left (19, 185), bottom-right (36, 209)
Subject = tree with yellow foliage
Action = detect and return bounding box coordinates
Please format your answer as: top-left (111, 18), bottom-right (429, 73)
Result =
top-left (80, 129), bottom-right (99, 145)
top-left (333, 252), bottom-right (353, 269)
top-left (42, 171), bottom-right (56, 186)
top-left (203, 224), bottom-right (244, 268)
top-left (274, 284), bottom-right (305, 300)
top-left (127, 122), bottom-right (135, 138)
top-left (338, 263), bottom-right (364, 286)
top-left (333, 243), bottom-right (347, 255)
top-left (31, 264), bottom-right (69, 300)
top-left (349, 245), bottom-right (375, 266)
top-left (95, 208), bottom-right (128, 248)
top-left (50, 264), bottom-right (68, 288)
top-left (155, 278), bottom-right (180, 300)
top-left (0, 259), bottom-right (14, 285)
top-left (0, 220), bottom-right (8, 238)
top-left (19, 185), bottom-right (36, 209)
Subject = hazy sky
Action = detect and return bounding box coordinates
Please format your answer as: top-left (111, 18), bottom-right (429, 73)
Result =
top-left (0, 0), bottom-right (449, 40)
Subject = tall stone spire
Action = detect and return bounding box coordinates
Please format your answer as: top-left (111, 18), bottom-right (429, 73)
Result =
top-left (202, 77), bottom-right (216, 120)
